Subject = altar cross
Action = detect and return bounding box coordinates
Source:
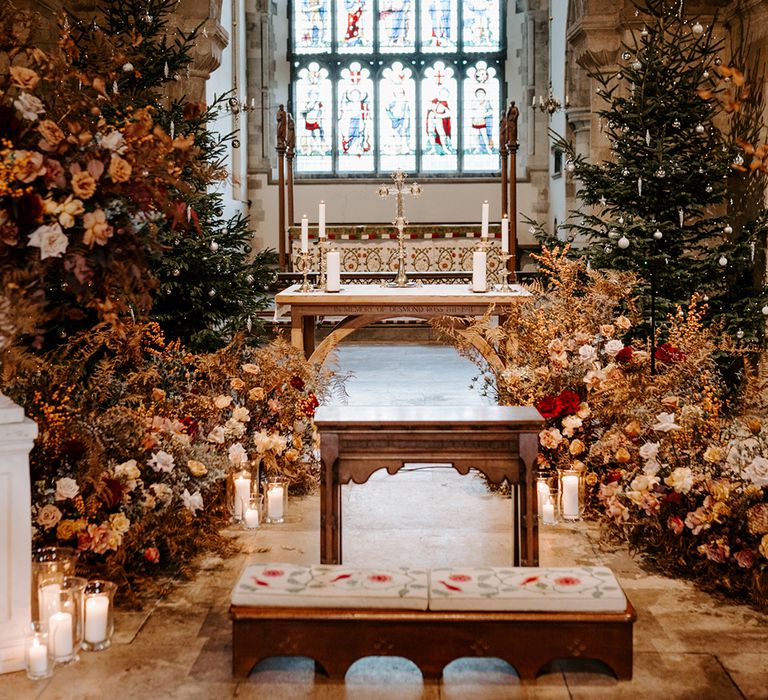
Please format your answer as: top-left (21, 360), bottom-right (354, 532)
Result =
top-left (377, 169), bottom-right (422, 228)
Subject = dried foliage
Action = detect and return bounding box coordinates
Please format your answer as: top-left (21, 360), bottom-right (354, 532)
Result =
top-left (3, 323), bottom-right (328, 605)
top-left (434, 248), bottom-right (768, 609)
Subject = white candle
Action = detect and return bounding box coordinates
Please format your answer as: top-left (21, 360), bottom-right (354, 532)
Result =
top-left (28, 637), bottom-right (48, 675)
top-left (39, 583), bottom-right (60, 621)
top-left (234, 475), bottom-right (250, 520)
top-left (318, 201), bottom-right (326, 238)
top-left (481, 200), bottom-right (489, 238)
top-left (542, 499), bottom-right (556, 525)
top-left (537, 480), bottom-right (550, 512)
top-left (300, 215), bottom-right (309, 252)
top-left (501, 215), bottom-right (509, 253)
top-left (244, 507), bottom-right (260, 529)
top-left (49, 611), bottom-right (73, 659)
top-left (268, 486), bottom-right (285, 521)
top-left (84, 595), bottom-right (109, 644)
top-left (562, 474), bottom-right (580, 519)
top-left (472, 251), bottom-right (487, 292)
top-left (326, 250), bottom-right (341, 292)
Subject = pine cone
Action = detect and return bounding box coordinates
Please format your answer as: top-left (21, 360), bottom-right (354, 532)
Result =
top-left (746, 503), bottom-right (768, 536)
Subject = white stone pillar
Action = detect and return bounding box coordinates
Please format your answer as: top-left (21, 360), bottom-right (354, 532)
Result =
top-left (0, 394), bottom-right (38, 674)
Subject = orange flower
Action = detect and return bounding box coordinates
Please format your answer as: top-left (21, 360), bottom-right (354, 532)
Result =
top-left (71, 170), bottom-right (96, 199)
top-left (10, 65), bottom-right (40, 90)
top-left (82, 208), bottom-right (113, 247)
top-left (108, 154), bottom-right (132, 183)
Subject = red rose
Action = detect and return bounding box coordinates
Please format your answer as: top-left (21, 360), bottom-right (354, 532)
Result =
top-left (368, 574), bottom-right (392, 583)
top-left (144, 547), bottom-right (160, 564)
top-left (664, 491), bottom-right (682, 504)
top-left (535, 395), bottom-right (561, 419)
top-left (179, 416), bottom-right (199, 438)
top-left (449, 574), bottom-right (471, 582)
top-left (557, 390), bottom-right (581, 417)
top-left (615, 346), bottom-right (633, 363)
top-left (655, 343), bottom-right (686, 365)
top-left (263, 569), bottom-right (284, 577)
top-left (290, 376), bottom-right (305, 390)
top-left (606, 470), bottom-right (622, 484)
top-left (667, 516), bottom-right (684, 536)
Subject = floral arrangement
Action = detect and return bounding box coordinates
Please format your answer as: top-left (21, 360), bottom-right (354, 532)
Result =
top-left (0, 2), bottom-right (206, 345)
top-left (6, 323), bottom-right (327, 602)
top-left (434, 248), bottom-right (768, 609)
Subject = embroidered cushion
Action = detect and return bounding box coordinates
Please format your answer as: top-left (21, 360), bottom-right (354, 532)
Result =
top-left (428, 566), bottom-right (626, 612)
top-left (231, 563), bottom-right (429, 610)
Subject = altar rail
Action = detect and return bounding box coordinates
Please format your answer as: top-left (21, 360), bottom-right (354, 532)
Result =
top-left (288, 224), bottom-right (538, 281)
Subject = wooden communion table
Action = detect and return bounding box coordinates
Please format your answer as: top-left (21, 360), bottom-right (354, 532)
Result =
top-left (313, 405), bottom-right (544, 567)
top-left (274, 283), bottom-right (531, 366)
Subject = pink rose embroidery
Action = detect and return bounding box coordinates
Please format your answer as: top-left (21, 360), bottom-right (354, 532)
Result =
top-left (368, 574), bottom-right (392, 583)
top-left (263, 569), bottom-right (284, 577)
top-left (449, 574), bottom-right (471, 582)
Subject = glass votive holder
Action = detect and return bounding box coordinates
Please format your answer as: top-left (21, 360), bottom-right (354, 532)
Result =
top-left (82, 580), bottom-right (117, 652)
top-left (243, 494), bottom-right (263, 529)
top-left (25, 622), bottom-right (53, 680)
top-left (265, 478), bottom-right (288, 524)
top-left (227, 466), bottom-right (255, 523)
top-left (31, 546), bottom-right (78, 623)
top-left (39, 575), bottom-right (87, 664)
top-left (558, 467), bottom-right (585, 521)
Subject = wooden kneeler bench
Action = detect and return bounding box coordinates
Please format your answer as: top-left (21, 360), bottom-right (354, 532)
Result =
top-left (230, 564), bottom-right (635, 681)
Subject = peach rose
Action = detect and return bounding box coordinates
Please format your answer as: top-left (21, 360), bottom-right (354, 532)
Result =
top-left (108, 154), bottom-right (132, 183)
top-left (71, 171), bottom-right (97, 199)
top-left (10, 65), bottom-right (40, 90)
top-left (38, 119), bottom-right (65, 149)
top-left (13, 150), bottom-right (46, 183)
top-left (82, 208), bottom-right (113, 247)
top-left (37, 504), bottom-right (63, 530)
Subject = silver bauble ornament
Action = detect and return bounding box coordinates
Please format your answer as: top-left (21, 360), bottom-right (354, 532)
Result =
top-left (692, 21), bottom-right (704, 35)
top-left (653, 229), bottom-right (663, 239)
top-left (724, 225), bottom-right (733, 235)
top-left (695, 124), bottom-right (705, 134)
top-left (718, 256), bottom-right (728, 267)
top-left (618, 235), bottom-right (630, 249)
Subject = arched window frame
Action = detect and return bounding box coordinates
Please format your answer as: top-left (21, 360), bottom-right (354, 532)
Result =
top-left (288, 0), bottom-right (507, 178)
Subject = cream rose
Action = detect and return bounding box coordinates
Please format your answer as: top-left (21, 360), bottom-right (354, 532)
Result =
top-left (13, 92), bottom-right (44, 121)
top-left (38, 119), bottom-right (65, 149)
top-left (242, 363), bottom-right (260, 375)
top-left (115, 458), bottom-right (140, 481)
top-left (248, 387), bottom-right (266, 402)
top-left (37, 504), bottom-right (63, 529)
top-left (539, 428), bottom-right (564, 450)
top-left (10, 66), bottom-right (40, 90)
top-left (187, 459), bottom-right (208, 477)
top-left (232, 406), bottom-right (250, 422)
top-left (100, 130), bottom-right (127, 153)
top-left (665, 467), bottom-right (694, 494)
top-left (28, 222), bottom-right (68, 259)
top-left (109, 512), bottom-right (131, 535)
top-left (108, 154), bottom-right (132, 182)
top-left (13, 150), bottom-right (46, 183)
top-left (214, 394), bottom-right (232, 409)
top-left (54, 476), bottom-right (79, 501)
top-left (744, 456), bottom-right (768, 488)
top-left (82, 208), bottom-right (113, 247)
top-left (71, 170), bottom-right (97, 199)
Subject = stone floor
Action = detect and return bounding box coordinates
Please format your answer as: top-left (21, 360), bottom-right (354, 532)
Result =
top-left (3, 342), bottom-right (768, 699)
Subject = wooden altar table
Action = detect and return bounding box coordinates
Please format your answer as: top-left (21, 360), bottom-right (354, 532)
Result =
top-left (314, 405), bottom-right (543, 567)
top-left (274, 283), bottom-right (531, 365)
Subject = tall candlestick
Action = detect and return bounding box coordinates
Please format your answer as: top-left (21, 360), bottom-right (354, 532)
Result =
top-left (300, 215), bottom-right (309, 252)
top-left (481, 200), bottom-right (489, 238)
top-left (84, 595), bottom-right (109, 644)
top-left (472, 251), bottom-right (487, 292)
top-left (318, 201), bottom-right (326, 238)
top-left (501, 215), bottom-right (509, 253)
top-left (326, 250), bottom-right (340, 292)
top-left (49, 611), bottom-right (73, 659)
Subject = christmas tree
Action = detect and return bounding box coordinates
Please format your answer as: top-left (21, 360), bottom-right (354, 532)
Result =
top-left (553, 0), bottom-right (768, 348)
top-left (66, 0), bottom-right (275, 350)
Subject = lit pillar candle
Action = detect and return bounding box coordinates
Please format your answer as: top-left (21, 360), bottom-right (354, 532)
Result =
top-left (501, 215), bottom-right (509, 253)
top-left (28, 637), bottom-right (48, 675)
top-left (542, 498), bottom-right (556, 525)
top-left (244, 507), bottom-right (260, 528)
top-left (268, 486), bottom-right (285, 521)
top-left (300, 215), bottom-right (309, 252)
top-left (234, 474), bottom-right (250, 520)
top-left (49, 611), bottom-right (73, 659)
top-left (326, 250), bottom-right (341, 292)
top-left (481, 200), bottom-right (489, 238)
top-left (38, 583), bottom-right (60, 621)
top-left (472, 251), bottom-right (487, 292)
top-left (84, 595), bottom-right (109, 644)
top-left (318, 201), bottom-right (326, 239)
top-left (537, 480), bottom-right (550, 512)
top-left (562, 474), bottom-right (580, 519)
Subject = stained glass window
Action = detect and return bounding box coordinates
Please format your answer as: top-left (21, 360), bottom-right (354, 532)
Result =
top-left (289, 0), bottom-right (504, 176)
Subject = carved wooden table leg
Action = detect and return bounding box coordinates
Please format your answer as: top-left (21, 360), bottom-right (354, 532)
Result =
top-left (320, 432), bottom-right (340, 564)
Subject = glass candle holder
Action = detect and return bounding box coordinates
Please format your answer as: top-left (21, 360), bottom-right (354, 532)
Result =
top-left (265, 478), bottom-right (288, 524)
top-left (39, 575), bottom-right (87, 664)
top-left (227, 466), bottom-right (255, 522)
top-left (82, 580), bottom-right (117, 651)
top-left (31, 546), bottom-right (78, 623)
top-left (25, 622), bottom-right (53, 680)
top-left (243, 494), bottom-right (263, 529)
top-left (558, 467), bottom-right (585, 521)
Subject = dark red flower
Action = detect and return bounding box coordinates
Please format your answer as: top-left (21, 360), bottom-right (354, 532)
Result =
top-left (100, 477), bottom-right (124, 509)
top-left (0, 105), bottom-right (21, 140)
top-left (15, 192), bottom-right (43, 226)
top-left (61, 439), bottom-right (87, 461)
top-left (290, 376), bottom-right (305, 391)
top-left (667, 515), bottom-right (684, 536)
top-left (557, 390), bottom-right (581, 416)
top-left (606, 470), bottom-right (622, 484)
top-left (144, 547), bottom-right (160, 564)
top-left (535, 395), bottom-right (561, 419)
top-left (654, 343), bottom-right (686, 365)
top-left (179, 416), bottom-right (199, 438)
top-left (664, 491), bottom-right (682, 504)
top-left (615, 346), bottom-right (634, 363)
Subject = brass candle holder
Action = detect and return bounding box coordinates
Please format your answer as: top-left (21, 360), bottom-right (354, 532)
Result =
top-left (496, 251), bottom-right (514, 292)
top-left (316, 238), bottom-right (328, 291)
top-left (296, 250), bottom-right (313, 293)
